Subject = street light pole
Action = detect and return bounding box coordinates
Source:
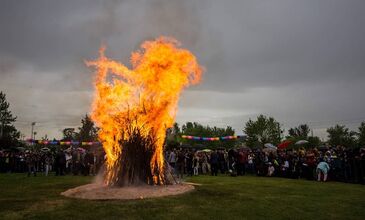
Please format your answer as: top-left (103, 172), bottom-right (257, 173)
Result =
top-left (31, 122), bottom-right (36, 139)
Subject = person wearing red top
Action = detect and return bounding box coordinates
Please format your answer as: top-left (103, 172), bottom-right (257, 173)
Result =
top-left (237, 151), bottom-right (248, 176)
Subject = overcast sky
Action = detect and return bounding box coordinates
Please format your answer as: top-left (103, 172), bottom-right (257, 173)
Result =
top-left (1, 0), bottom-right (365, 140)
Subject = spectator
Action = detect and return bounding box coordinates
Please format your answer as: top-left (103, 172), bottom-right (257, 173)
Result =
top-left (267, 162), bottom-right (275, 177)
top-left (168, 150), bottom-right (177, 170)
top-left (26, 152), bottom-right (36, 177)
top-left (176, 149), bottom-right (185, 179)
top-left (317, 159), bottom-right (330, 182)
top-left (210, 150), bottom-right (219, 176)
top-left (237, 151), bottom-right (247, 176)
top-left (185, 151), bottom-right (193, 176)
top-left (44, 153), bottom-right (52, 176)
top-left (193, 153), bottom-right (199, 176)
top-left (55, 150), bottom-right (66, 176)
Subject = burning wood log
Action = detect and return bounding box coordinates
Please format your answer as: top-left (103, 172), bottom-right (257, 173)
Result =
top-left (111, 121), bottom-right (165, 186)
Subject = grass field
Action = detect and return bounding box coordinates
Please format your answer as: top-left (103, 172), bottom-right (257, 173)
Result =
top-left (0, 173), bottom-right (364, 220)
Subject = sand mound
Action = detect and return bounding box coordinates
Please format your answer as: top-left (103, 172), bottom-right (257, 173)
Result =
top-left (61, 183), bottom-right (194, 200)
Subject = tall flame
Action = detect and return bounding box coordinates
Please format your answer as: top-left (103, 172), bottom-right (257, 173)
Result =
top-left (87, 37), bottom-right (203, 185)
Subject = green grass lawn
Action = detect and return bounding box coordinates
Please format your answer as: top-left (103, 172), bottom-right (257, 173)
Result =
top-left (0, 173), bottom-right (364, 220)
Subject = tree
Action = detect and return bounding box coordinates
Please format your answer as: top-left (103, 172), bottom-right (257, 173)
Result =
top-left (0, 91), bottom-right (20, 148)
top-left (358, 122), bottom-right (365, 147)
top-left (307, 136), bottom-right (321, 147)
top-left (286, 124), bottom-right (321, 148)
top-left (77, 114), bottom-right (99, 142)
top-left (244, 115), bottom-right (282, 148)
top-left (62, 128), bottom-right (77, 141)
top-left (288, 124), bottom-right (310, 139)
top-left (327, 124), bottom-right (356, 147)
top-left (181, 122), bottom-right (236, 149)
top-left (165, 122), bottom-right (181, 149)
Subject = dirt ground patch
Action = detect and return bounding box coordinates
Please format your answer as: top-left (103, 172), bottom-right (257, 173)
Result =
top-left (61, 183), bottom-right (194, 200)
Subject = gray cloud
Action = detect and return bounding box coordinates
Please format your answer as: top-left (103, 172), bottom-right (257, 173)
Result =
top-left (1, 0), bottom-right (365, 139)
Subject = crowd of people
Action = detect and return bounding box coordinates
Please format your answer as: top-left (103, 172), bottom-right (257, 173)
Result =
top-left (0, 148), bottom-right (104, 177)
top-left (1, 145), bottom-right (364, 185)
top-left (165, 146), bottom-right (365, 184)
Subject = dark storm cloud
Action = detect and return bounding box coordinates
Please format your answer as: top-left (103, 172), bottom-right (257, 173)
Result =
top-left (196, 0), bottom-right (365, 91)
top-left (1, 0), bottom-right (365, 138)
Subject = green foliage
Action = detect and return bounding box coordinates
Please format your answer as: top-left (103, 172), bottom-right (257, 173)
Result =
top-left (0, 91), bottom-right (20, 148)
top-left (244, 115), bottom-right (282, 148)
top-left (165, 122), bottom-right (181, 149)
top-left (61, 114), bottom-right (99, 141)
top-left (358, 122), bottom-right (365, 147)
top-left (62, 128), bottom-right (77, 141)
top-left (180, 122), bottom-right (236, 149)
top-left (286, 124), bottom-right (321, 148)
top-left (77, 114), bottom-right (99, 142)
top-left (307, 136), bottom-right (322, 148)
top-left (288, 124), bottom-right (310, 139)
top-left (327, 124), bottom-right (357, 147)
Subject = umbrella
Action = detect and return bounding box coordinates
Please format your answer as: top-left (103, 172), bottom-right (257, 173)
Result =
top-left (202, 149), bottom-right (212, 152)
top-left (16, 147), bottom-right (26, 152)
top-left (264, 143), bottom-right (277, 149)
top-left (295, 140), bottom-right (309, 145)
top-left (41, 147), bottom-right (50, 152)
top-left (77, 147), bottom-right (86, 152)
top-left (278, 140), bottom-right (292, 149)
top-left (236, 146), bottom-right (251, 152)
top-left (263, 147), bottom-right (277, 155)
top-left (317, 145), bottom-right (329, 151)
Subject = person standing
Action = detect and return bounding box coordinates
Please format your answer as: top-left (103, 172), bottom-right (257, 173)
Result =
top-left (176, 149), bottom-right (185, 179)
top-left (72, 149), bottom-right (80, 175)
top-left (193, 153), bottom-right (199, 176)
top-left (168, 150), bottom-right (177, 171)
top-left (55, 150), bottom-right (66, 176)
top-left (185, 151), bottom-right (193, 176)
top-left (201, 153), bottom-right (209, 174)
top-left (267, 162), bottom-right (275, 177)
top-left (26, 152), bottom-right (36, 177)
top-left (210, 150), bottom-right (219, 176)
top-left (305, 152), bottom-right (316, 180)
top-left (87, 151), bottom-right (96, 176)
top-left (237, 151), bottom-right (247, 176)
top-left (218, 150), bottom-right (226, 174)
top-left (65, 152), bottom-right (72, 174)
top-left (247, 153), bottom-right (254, 174)
top-left (44, 153), bottom-right (52, 176)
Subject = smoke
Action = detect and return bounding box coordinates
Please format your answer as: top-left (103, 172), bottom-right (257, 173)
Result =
top-left (93, 164), bottom-right (105, 185)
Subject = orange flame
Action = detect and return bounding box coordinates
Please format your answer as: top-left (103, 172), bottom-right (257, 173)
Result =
top-left (87, 37), bottom-right (203, 185)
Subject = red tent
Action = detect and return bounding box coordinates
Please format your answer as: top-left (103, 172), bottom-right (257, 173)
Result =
top-left (278, 140), bottom-right (292, 149)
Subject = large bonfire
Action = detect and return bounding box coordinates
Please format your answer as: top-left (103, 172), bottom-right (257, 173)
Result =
top-left (87, 37), bottom-right (203, 186)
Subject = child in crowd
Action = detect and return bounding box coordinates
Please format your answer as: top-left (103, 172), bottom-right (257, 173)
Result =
top-left (267, 162), bottom-right (275, 177)
top-left (317, 159), bottom-right (330, 182)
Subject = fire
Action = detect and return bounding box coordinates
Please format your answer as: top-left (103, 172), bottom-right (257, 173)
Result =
top-left (87, 37), bottom-right (203, 185)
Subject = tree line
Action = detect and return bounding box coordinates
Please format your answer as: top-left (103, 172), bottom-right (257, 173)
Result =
top-left (167, 115), bottom-right (365, 149)
top-left (0, 91), bottom-right (99, 149)
top-left (1, 91), bottom-right (365, 149)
